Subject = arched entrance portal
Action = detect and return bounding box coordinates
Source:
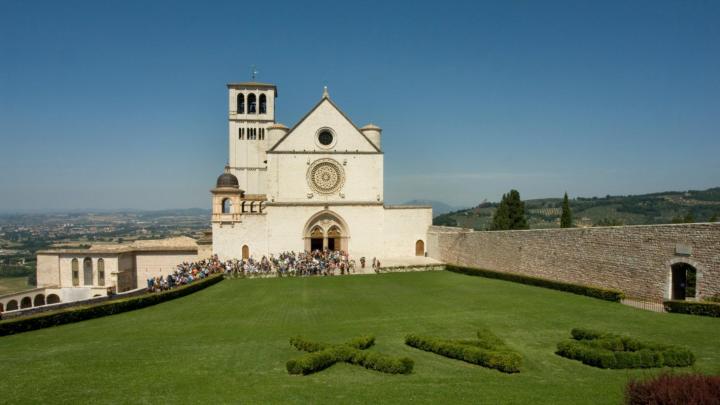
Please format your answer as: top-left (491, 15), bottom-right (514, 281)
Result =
top-left (242, 245), bottom-right (250, 260)
top-left (303, 211), bottom-right (350, 252)
top-left (415, 240), bottom-right (425, 256)
top-left (671, 262), bottom-right (697, 300)
top-left (327, 226), bottom-right (341, 251)
top-left (309, 226), bottom-right (324, 251)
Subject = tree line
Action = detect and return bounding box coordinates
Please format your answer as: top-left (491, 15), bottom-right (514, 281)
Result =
top-left (491, 190), bottom-right (574, 230)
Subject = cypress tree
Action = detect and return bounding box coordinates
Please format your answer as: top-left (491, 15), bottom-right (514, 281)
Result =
top-left (491, 197), bottom-right (510, 230)
top-left (560, 192), bottom-right (573, 228)
top-left (492, 189), bottom-right (528, 230)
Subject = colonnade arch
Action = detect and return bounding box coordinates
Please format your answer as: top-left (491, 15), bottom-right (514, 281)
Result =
top-left (0, 293), bottom-right (62, 313)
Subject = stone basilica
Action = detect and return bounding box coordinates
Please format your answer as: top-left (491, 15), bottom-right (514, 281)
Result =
top-left (210, 82), bottom-right (432, 260)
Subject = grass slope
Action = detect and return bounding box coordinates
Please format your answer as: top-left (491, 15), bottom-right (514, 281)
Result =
top-left (0, 271), bottom-right (718, 404)
top-left (0, 276), bottom-right (30, 295)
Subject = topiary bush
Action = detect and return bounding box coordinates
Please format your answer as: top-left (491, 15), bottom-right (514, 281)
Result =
top-left (405, 329), bottom-right (521, 373)
top-left (556, 328), bottom-right (695, 369)
top-left (286, 335), bottom-right (413, 375)
top-left (0, 274), bottom-right (224, 337)
top-left (625, 372), bottom-right (720, 405)
top-left (445, 264), bottom-right (625, 302)
top-left (664, 300), bottom-right (720, 317)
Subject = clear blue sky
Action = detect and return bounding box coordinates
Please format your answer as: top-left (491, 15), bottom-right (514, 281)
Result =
top-left (1, 0), bottom-right (718, 211)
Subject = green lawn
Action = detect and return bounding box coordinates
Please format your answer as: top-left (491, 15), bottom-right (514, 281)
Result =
top-left (1, 271), bottom-right (718, 404)
top-left (0, 276), bottom-right (30, 295)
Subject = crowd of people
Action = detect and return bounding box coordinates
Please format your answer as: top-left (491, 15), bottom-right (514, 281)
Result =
top-left (147, 249), bottom-right (381, 291)
top-left (223, 249), bottom-right (357, 277)
top-left (146, 257), bottom-right (225, 292)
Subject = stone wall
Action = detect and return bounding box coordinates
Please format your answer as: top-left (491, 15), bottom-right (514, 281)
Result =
top-left (427, 223), bottom-right (720, 301)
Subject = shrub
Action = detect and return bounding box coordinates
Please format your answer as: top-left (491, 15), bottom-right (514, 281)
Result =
top-left (445, 264), bottom-right (625, 302)
top-left (556, 328), bottom-right (695, 369)
top-left (286, 335), bottom-right (413, 375)
top-left (625, 372), bottom-right (720, 405)
top-left (664, 300), bottom-right (720, 317)
top-left (0, 274), bottom-right (224, 337)
top-left (405, 330), bottom-right (521, 373)
top-left (289, 335), bottom-right (375, 352)
top-left (286, 348), bottom-right (339, 375)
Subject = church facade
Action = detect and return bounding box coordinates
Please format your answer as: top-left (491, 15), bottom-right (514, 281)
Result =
top-left (211, 82), bottom-right (432, 260)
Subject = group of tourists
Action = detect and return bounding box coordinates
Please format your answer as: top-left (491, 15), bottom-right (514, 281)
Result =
top-left (146, 250), bottom-right (383, 292)
top-left (146, 257), bottom-right (225, 292)
top-left (224, 249), bottom-right (356, 277)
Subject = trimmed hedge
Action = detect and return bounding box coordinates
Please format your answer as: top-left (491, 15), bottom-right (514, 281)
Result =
top-left (664, 300), bottom-right (720, 317)
top-left (289, 335), bottom-right (375, 352)
top-left (405, 330), bottom-right (521, 373)
top-left (556, 328), bottom-right (695, 369)
top-left (0, 274), bottom-right (224, 337)
top-left (286, 335), bottom-right (414, 375)
top-left (446, 264), bottom-right (625, 302)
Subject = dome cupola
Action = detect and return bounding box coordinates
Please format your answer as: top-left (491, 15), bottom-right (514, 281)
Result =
top-left (216, 172), bottom-right (239, 189)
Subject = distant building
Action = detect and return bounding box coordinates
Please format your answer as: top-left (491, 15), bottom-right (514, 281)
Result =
top-left (0, 237), bottom-right (199, 310)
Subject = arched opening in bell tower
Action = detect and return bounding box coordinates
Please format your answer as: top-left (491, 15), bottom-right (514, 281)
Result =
top-left (248, 93), bottom-right (257, 113)
top-left (236, 93), bottom-right (245, 114)
top-left (259, 94), bottom-right (267, 114)
top-left (222, 198), bottom-right (233, 214)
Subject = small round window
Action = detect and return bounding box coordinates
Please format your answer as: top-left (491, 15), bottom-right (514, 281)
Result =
top-left (318, 130), bottom-right (334, 146)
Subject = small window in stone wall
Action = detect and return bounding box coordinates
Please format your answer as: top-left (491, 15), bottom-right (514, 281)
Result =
top-left (98, 258), bottom-right (105, 286)
top-left (83, 257), bottom-right (93, 286)
top-left (72, 258), bottom-right (79, 286)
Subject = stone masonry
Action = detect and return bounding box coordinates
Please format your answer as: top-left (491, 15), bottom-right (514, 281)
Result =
top-left (427, 223), bottom-right (720, 302)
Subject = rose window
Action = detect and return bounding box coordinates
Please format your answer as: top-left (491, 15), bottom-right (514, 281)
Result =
top-left (307, 159), bottom-right (345, 194)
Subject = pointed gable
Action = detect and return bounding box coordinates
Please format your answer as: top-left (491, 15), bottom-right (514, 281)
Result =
top-left (268, 97), bottom-right (381, 153)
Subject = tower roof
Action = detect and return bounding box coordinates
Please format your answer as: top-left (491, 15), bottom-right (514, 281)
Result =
top-left (216, 172), bottom-right (239, 189)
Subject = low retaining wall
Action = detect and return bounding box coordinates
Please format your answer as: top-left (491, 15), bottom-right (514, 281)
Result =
top-left (0, 287), bottom-right (148, 321)
top-left (0, 274), bottom-right (224, 336)
top-left (427, 223), bottom-right (720, 302)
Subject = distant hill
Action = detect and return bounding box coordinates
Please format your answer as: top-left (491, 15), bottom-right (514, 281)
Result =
top-left (402, 200), bottom-right (463, 217)
top-left (433, 187), bottom-right (720, 230)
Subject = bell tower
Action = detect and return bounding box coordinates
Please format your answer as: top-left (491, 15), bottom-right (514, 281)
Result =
top-left (226, 81), bottom-right (277, 195)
